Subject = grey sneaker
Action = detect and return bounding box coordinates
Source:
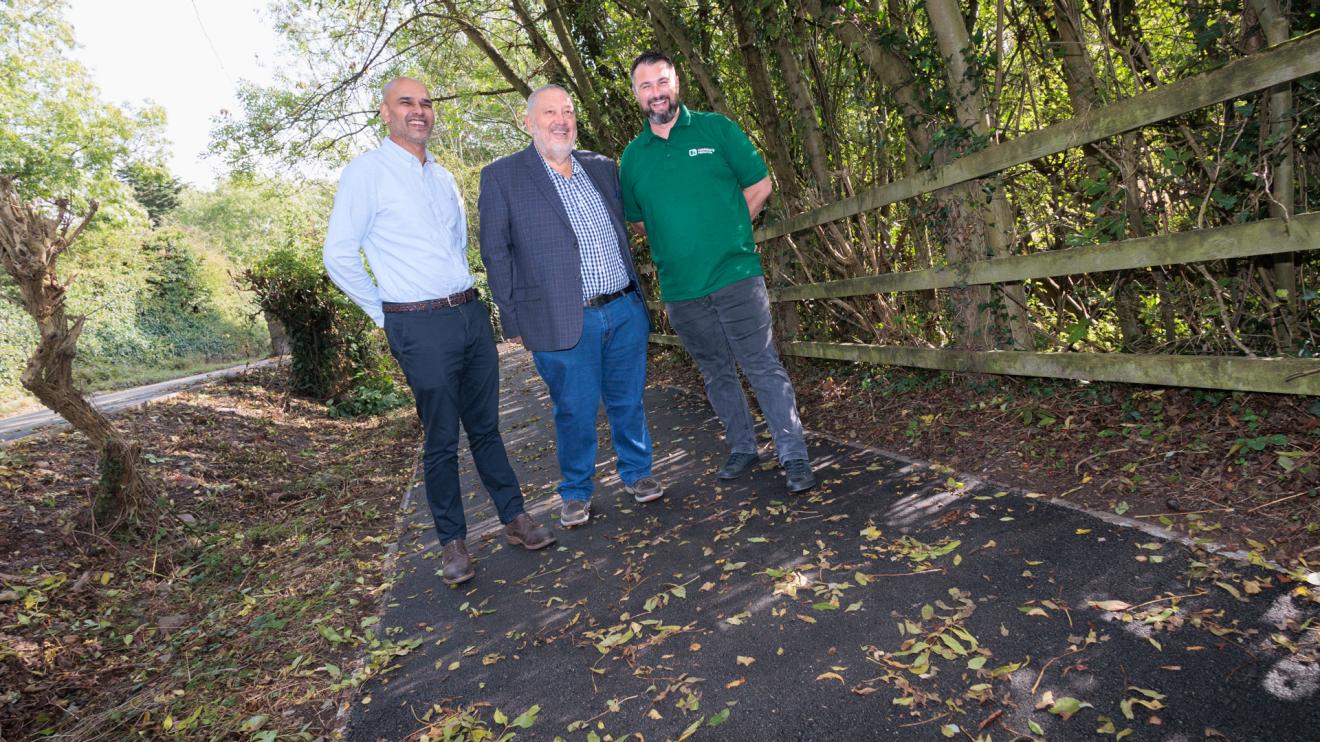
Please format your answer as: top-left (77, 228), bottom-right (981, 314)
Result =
top-left (784, 458), bottom-right (816, 493)
top-left (717, 452), bottom-right (760, 480)
top-left (560, 500), bottom-right (590, 527)
top-left (624, 476), bottom-right (665, 503)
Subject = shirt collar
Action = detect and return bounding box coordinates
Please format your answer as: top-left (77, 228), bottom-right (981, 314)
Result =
top-left (536, 147), bottom-right (578, 179)
top-left (379, 136), bottom-right (435, 167)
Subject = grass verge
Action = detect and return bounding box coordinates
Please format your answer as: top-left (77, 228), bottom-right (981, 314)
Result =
top-left (0, 354), bottom-right (271, 419)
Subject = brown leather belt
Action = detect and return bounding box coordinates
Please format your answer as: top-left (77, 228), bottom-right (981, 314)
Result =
top-left (382, 288), bottom-right (479, 313)
top-left (585, 284), bottom-right (635, 309)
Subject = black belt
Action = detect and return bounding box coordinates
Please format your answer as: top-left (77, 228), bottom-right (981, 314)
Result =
top-left (382, 288), bottom-right (479, 313)
top-left (585, 284), bottom-right (635, 309)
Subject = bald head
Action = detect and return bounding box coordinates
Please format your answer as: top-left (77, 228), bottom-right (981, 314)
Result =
top-left (382, 76), bottom-right (426, 104)
top-left (379, 77), bottom-right (434, 159)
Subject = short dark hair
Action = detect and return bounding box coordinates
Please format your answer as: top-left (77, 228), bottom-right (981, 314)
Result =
top-left (630, 50), bottom-right (674, 78)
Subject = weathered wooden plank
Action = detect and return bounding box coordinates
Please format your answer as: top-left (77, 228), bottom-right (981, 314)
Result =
top-left (770, 212), bottom-right (1320, 301)
top-left (777, 341), bottom-right (1320, 396)
top-left (755, 30), bottom-right (1320, 242)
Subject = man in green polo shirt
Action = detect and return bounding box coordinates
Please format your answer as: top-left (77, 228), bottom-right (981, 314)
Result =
top-left (621, 50), bottom-right (815, 494)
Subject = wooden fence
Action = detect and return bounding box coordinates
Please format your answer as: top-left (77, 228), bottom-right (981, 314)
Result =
top-left (648, 30), bottom-right (1320, 396)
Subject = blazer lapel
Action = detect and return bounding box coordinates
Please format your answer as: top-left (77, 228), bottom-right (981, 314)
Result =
top-left (520, 145), bottom-right (573, 232)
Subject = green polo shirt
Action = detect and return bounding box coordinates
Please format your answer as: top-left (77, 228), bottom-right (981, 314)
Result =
top-left (620, 106), bottom-right (769, 302)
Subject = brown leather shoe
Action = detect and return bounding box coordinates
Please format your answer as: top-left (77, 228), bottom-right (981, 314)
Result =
top-left (441, 539), bottom-right (474, 585)
top-left (505, 513), bottom-right (556, 550)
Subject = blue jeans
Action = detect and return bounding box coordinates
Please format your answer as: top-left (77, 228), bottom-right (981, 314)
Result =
top-left (532, 292), bottom-right (653, 502)
top-left (664, 275), bottom-right (808, 463)
top-left (383, 300), bottom-right (525, 544)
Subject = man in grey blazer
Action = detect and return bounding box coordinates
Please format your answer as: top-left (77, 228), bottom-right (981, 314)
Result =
top-left (479, 84), bottom-right (664, 528)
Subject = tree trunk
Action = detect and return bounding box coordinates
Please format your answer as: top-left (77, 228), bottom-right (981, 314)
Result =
top-left (264, 311), bottom-right (290, 356)
top-left (509, 0), bottom-right (574, 87)
top-left (804, 0), bottom-right (996, 349)
top-left (644, 0), bottom-right (731, 116)
top-left (439, 0), bottom-right (532, 98)
top-left (771, 19), bottom-right (833, 198)
top-left (0, 179), bottom-right (154, 532)
top-left (925, 0), bottom-right (1032, 350)
top-left (728, 0), bottom-right (802, 207)
top-left (1248, 0), bottom-right (1298, 351)
top-left (544, 1), bottom-right (614, 153)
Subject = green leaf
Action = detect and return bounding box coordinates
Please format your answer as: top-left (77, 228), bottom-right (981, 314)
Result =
top-left (707, 708), bottom-right (731, 727)
top-left (967, 656), bottom-right (987, 670)
top-left (493, 708), bottom-right (508, 726)
top-left (1049, 696), bottom-right (1092, 720)
top-left (511, 705), bottom-right (540, 729)
top-left (1028, 719), bottom-right (1044, 735)
top-left (939, 633), bottom-right (967, 655)
top-left (677, 716), bottom-right (705, 740)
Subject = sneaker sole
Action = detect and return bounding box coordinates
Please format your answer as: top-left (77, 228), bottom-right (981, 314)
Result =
top-left (629, 490), bottom-right (665, 503)
top-left (787, 478), bottom-right (816, 494)
top-left (560, 510), bottom-right (590, 528)
top-left (507, 534), bottom-right (557, 550)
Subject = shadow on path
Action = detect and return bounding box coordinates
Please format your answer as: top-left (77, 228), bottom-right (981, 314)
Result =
top-left (347, 346), bottom-right (1318, 741)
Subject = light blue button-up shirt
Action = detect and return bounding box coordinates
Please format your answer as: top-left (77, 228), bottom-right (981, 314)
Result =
top-left (323, 137), bottom-right (474, 327)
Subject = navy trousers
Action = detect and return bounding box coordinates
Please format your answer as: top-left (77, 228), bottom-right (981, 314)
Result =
top-left (383, 300), bottom-right (524, 544)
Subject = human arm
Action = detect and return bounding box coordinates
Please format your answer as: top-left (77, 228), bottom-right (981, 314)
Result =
top-left (476, 165), bottom-right (521, 341)
top-left (742, 176), bottom-right (772, 220)
top-left (323, 161), bottom-right (385, 327)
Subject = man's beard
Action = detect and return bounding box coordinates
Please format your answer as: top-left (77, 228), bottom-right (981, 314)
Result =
top-left (644, 93), bottom-right (679, 125)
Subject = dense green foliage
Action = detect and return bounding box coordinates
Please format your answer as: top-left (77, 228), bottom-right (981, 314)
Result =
top-left (216, 0), bottom-right (1319, 360)
top-left (0, 3), bottom-right (338, 412)
top-left (242, 246), bottom-right (399, 406)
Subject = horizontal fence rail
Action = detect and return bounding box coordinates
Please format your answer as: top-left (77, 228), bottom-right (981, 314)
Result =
top-left (647, 30), bottom-right (1320, 396)
top-left (648, 335), bottom-right (1320, 395)
top-left (770, 212), bottom-right (1320, 301)
top-left (783, 343), bottom-right (1320, 396)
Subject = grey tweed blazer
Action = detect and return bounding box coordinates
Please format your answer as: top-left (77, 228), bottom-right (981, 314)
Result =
top-left (478, 144), bottom-right (645, 352)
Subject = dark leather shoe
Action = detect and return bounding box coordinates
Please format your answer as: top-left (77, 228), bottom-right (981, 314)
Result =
top-left (505, 513), bottom-right (556, 550)
top-left (441, 539), bottom-right (474, 585)
top-left (717, 452), bottom-right (760, 480)
top-left (784, 458), bottom-right (816, 493)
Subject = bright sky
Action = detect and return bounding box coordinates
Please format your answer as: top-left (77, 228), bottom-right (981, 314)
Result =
top-left (66, 0), bottom-right (284, 189)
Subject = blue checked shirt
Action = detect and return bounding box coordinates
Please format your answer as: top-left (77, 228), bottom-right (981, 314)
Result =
top-left (539, 154), bottom-right (630, 302)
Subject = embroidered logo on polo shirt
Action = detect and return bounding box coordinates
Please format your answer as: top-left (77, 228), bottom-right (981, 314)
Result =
top-left (688, 147), bottom-right (715, 157)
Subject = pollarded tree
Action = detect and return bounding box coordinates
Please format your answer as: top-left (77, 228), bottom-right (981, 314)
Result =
top-left (0, 177), bottom-right (156, 531)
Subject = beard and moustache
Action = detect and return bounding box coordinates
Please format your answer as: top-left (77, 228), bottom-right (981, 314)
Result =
top-left (643, 91), bottom-right (679, 125)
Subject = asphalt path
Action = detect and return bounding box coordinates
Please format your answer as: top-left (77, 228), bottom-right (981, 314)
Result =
top-left (0, 358), bottom-right (280, 443)
top-left (346, 346), bottom-right (1319, 741)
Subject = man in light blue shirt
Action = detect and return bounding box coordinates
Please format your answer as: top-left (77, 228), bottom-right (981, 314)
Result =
top-left (324, 77), bottom-right (555, 586)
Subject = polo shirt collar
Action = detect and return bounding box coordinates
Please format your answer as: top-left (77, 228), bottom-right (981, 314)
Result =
top-left (380, 136), bottom-right (435, 167)
top-left (641, 103), bottom-right (692, 143)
